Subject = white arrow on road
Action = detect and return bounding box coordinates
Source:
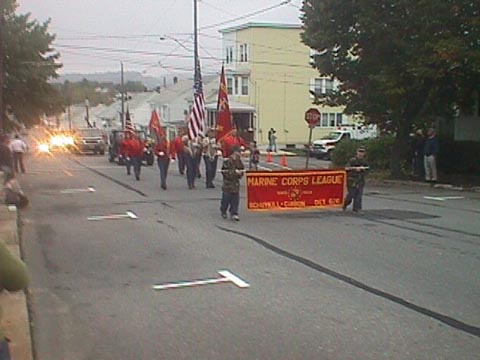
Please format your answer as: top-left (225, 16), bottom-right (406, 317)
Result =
top-left (152, 270), bottom-right (250, 291)
top-left (423, 196), bottom-right (464, 201)
top-left (61, 187), bottom-right (96, 194)
top-left (87, 211), bottom-right (138, 221)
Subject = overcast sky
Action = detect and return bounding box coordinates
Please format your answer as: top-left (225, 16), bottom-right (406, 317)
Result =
top-left (17, 0), bottom-right (304, 77)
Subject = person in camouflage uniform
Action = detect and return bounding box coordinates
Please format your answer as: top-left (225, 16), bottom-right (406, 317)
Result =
top-left (343, 146), bottom-right (369, 214)
top-left (220, 146), bottom-right (245, 221)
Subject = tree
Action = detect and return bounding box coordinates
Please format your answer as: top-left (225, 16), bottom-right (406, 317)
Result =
top-left (3, 0), bottom-right (63, 129)
top-left (301, 0), bottom-right (480, 177)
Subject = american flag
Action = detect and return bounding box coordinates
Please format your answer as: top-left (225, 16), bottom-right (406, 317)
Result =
top-left (125, 108), bottom-right (135, 134)
top-left (188, 59), bottom-right (206, 140)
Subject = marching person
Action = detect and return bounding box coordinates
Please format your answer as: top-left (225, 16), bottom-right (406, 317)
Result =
top-left (182, 136), bottom-right (196, 189)
top-left (202, 128), bottom-right (219, 188)
top-left (155, 134), bottom-right (171, 190)
top-left (9, 134), bottom-right (28, 174)
top-left (343, 146), bottom-right (369, 214)
top-left (249, 141), bottom-right (260, 170)
top-left (128, 134), bottom-right (145, 181)
top-left (192, 137), bottom-right (203, 179)
top-left (220, 129), bottom-right (248, 158)
top-left (120, 132), bottom-right (133, 175)
top-left (220, 146), bottom-right (245, 221)
top-left (0, 240), bottom-right (29, 360)
top-left (171, 133), bottom-right (186, 175)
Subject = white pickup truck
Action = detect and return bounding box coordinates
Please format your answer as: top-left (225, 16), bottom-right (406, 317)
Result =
top-left (310, 125), bottom-right (378, 160)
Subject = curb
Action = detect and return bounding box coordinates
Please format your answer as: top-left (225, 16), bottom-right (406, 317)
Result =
top-left (0, 205), bottom-right (33, 360)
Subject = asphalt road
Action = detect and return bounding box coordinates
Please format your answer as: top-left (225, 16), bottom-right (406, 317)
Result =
top-left (19, 149), bottom-right (480, 360)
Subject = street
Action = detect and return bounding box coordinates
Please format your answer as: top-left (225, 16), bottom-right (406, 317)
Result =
top-left (20, 150), bottom-right (480, 360)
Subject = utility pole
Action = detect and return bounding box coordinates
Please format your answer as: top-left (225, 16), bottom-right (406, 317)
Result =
top-left (85, 98), bottom-right (91, 128)
top-left (0, 0), bottom-right (5, 131)
top-left (121, 62), bottom-right (125, 130)
top-left (193, 0), bottom-right (198, 81)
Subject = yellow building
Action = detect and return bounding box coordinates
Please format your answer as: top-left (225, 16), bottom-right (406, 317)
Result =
top-left (217, 22), bottom-right (355, 146)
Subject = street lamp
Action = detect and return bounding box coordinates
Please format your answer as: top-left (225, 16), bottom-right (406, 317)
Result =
top-left (159, 36), bottom-right (191, 52)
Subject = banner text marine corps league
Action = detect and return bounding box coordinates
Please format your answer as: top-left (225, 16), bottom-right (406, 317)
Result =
top-left (246, 170), bottom-right (346, 211)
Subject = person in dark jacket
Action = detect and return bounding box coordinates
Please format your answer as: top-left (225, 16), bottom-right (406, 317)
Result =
top-left (424, 128), bottom-right (439, 184)
top-left (0, 135), bottom-right (14, 184)
top-left (343, 146), bottom-right (369, 214)
top-left (220, 146), bottom-right (245, 221)
top-left (412, 129), bottom-right (425, 179)
top-left (0, 240), bottom-right (29, 360)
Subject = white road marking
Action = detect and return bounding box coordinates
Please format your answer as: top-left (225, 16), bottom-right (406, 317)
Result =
top-left (152, 270), bottom-right (250, 291)
top-left (423, 196), bottom-right (465, 201)
top-left (60, 187), bottom-right (96, 194)
top-left (87, 211), bottom-right (138, 221)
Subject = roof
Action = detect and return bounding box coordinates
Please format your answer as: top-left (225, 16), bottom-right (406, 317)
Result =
top-left (205, 101), bottom-right (255, 113)
top-left (220, 22), bottom-right (302, 34)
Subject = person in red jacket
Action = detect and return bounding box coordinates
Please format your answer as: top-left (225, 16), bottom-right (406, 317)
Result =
top-left (126, 133), bottom-right (144, 180)
top-left (120, 132), bottom-right (133, 175)
top-left (171, 134), bottom-right (186, 175)
top-left (154, 135), bottom-right (171, 190)
top-left (221, 129), bottom-right (248, 158)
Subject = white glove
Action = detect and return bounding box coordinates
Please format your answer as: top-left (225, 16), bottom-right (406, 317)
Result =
top-left (159, 151), bottom-right (165, 156)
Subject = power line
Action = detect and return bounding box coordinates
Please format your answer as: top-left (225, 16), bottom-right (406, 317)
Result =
top-left (199, 0), bottom-right (292, 31)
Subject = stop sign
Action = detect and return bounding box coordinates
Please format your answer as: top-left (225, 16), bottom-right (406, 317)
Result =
top-left (305, 108), bottom-right (321, 127)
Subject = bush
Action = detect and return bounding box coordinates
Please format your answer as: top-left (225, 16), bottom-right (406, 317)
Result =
top-left (438, 140), bottom-right (480, 174)
top-left (331, 135), bottom-right (395, 170)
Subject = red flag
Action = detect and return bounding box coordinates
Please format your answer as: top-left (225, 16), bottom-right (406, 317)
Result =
top-left (149, 109), bottom-right (165, 138)
top-left (215, 65), bottom-right (233, 142)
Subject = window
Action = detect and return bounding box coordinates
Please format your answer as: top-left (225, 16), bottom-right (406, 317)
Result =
top-left (336, 113), bottom-right (343, 126)
top-left (321, 113), bottom-right (329, 127)
top-left (311, 77), bottom-right (335, 96)
top-left (227, 77), bottom-right (233, 95)
top-left (226, 46), bottom-right (233, 64)
top-left (241, 77), bottom-right (249, 95)
top-left (239, 43), bottom-right (248, 62)
top-left (329, 113), bottom-right (336, 127)
top-left (318, 113), bottom-right (345, 128)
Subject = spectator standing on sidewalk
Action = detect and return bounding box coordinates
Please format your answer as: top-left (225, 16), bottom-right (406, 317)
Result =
top-left (249, 141), bottom-right (260, 170)
top-left (0, 240), bottom-right (29, 360)
top-left (424, 128), bottom-right (439, 185)
top-left (9, 135), bottom-right (27, 174)
top-left (412, 129), bottom-right (425, 179)
top-left (268, 128), bottom-right (277, 152)
top-left (0, 135), bottom-right (14, 184)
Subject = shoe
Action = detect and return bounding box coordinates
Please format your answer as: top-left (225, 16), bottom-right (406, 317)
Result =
top-left (232, 214), bottom-right (240, 221)
top-left (135, 175), bottom-right (140, 181)
top-left (161, 185), bottom-right (167, 190)
top-left (221, 213), bottom-right (227, 219)
top-left (342, 204), bottom-right (347, 211)
top-left (353, 209), bottom-right (364, 215)
top-left (127, 172), bottom-right (131, 175)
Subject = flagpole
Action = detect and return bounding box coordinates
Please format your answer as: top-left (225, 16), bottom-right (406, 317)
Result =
top-left (193, 0), bottom-right (198, 82)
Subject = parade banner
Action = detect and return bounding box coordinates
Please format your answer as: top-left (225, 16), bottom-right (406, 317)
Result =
top-left (246, 170), bottom-right (346, 211)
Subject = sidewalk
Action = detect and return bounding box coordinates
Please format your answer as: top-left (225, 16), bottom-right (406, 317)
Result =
top-left (0, 205), bottom-right (33, 360)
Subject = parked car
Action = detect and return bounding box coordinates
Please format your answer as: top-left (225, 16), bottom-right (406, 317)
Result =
top-left (73, 128), bottom-right (106, 155)
top-left (310, 126), bottom-right (378, 160)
